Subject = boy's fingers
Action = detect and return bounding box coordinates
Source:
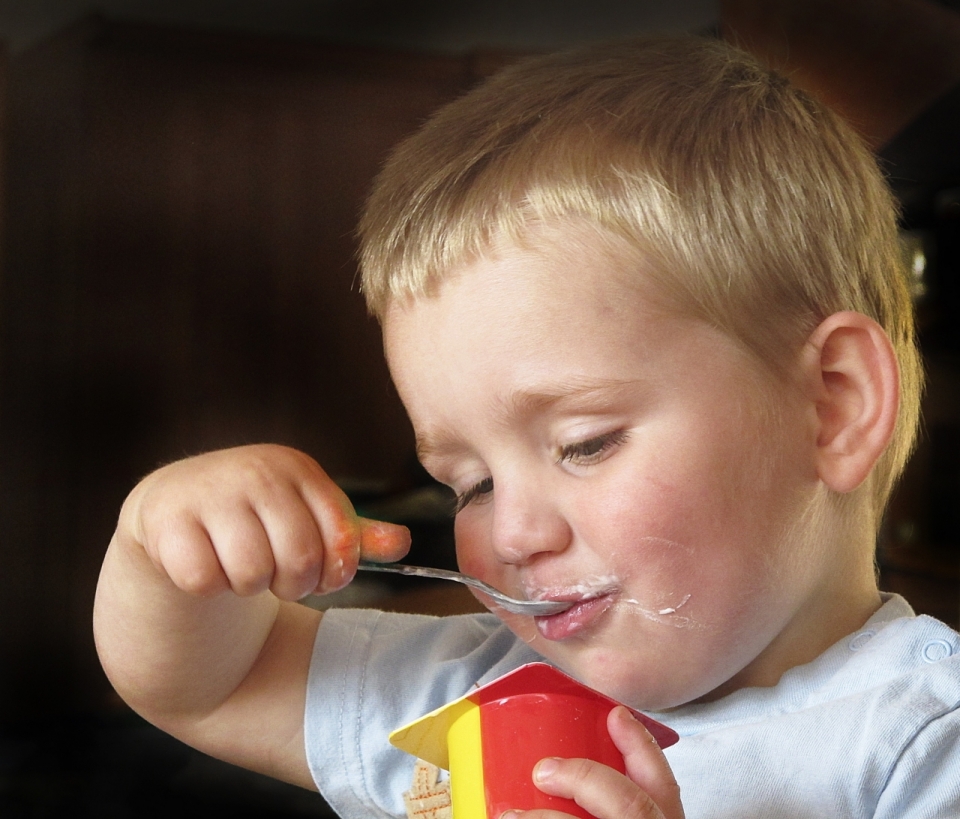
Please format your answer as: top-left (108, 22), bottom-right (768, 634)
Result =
top-left (248, 481), bottom-right (326, 600)
top-left (308, 516), bottom-right (410, 594)
top-left (128, 444), bottom-right (411, 598)
top-left (148, 514), bottom-right (231, 598)
top-left (203, 505), bottom-right (277, 597)
top-left (524, 707), bottom-right (684, 819)
top-left (608, 707), bottom-right (684, 819)
top-left (291, 467), bottom-right (359, 594)
top-left (528, 756), bottom-right (667, 819)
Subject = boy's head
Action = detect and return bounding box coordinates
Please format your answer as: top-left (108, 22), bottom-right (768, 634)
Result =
top-left (359, 34), bottom-right (921, 516)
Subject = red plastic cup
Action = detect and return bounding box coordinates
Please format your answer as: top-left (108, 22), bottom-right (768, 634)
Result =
top-left (390, 663), bottom-right (679, 819)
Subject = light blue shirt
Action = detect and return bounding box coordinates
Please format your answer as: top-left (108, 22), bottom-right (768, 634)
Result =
top-left (305, 595), bottom-right (960, 819)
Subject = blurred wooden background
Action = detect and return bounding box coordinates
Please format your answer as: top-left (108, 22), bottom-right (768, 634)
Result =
top-left (0, 17), bottom-right (510, 723)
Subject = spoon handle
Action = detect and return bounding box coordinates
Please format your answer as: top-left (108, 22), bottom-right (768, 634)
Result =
top-left (357, 560), bottom-right (488, 590)
top-left (355, 560), bottom-right (572, 616)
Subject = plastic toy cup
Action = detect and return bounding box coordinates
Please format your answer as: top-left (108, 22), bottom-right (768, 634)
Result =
top-left (390, 663), bottom-right (679, 819)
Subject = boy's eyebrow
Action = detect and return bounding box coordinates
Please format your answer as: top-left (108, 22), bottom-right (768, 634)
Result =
top-left (501, 378), bottom-right (640, 417)
top-left (415, 378), bottom-right (641, 464)
top-left (415, 432), bottom-right (459, 464)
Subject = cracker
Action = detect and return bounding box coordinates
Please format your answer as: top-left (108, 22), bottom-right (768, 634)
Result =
top-left (403, 759), bottom-right (452, 819)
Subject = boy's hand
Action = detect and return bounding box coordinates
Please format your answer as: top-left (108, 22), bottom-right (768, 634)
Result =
top-left (509, 707), bottom-right (684, 819)
top-left (121, 444), bottom-right (411, 601)
top-left (95, 444), bottom-right (411, 788)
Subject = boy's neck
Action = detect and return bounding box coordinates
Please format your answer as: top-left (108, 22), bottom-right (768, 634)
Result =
top-left (720, 589), bottom-right (882, 697)
top-left (695, 503), bottom-right (883, 703)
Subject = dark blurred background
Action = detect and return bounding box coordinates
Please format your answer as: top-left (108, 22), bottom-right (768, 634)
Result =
top-left (0, 1), bottom-right (956, 816)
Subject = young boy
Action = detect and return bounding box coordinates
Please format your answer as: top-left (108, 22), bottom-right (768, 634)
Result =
top-left (93, 36), bottom-right (960, 819)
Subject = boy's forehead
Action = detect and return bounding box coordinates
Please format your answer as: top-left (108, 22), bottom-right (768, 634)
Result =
top-left (380, 233), bottom-right (690, 413)
top-left (381, 241), bottom-right (703, 412)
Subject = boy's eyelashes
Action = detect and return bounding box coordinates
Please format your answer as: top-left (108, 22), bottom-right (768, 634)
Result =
top-left (557, 429), bottom-right (630, 465)
top-left (452, 476), bottom-right (493, 515)
top-left (450, 430), bottom-right (630, 515)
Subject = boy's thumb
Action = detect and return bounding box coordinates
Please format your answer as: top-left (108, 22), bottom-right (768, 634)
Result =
top-left (358, 517), bottom-right (411, 561)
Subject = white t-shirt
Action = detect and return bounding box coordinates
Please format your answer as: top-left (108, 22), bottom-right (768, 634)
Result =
top-left (305, 595), bottom-right (960, 819)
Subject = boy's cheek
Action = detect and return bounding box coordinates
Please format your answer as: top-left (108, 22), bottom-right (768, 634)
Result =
top-left (453, 528), bottom-right (527, 623)
top-left (455, 545), bottom-right (487, 581)
top-left (453, 518), bottom-right (487, 575)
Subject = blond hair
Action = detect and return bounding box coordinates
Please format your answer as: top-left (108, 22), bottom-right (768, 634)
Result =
top-left (359, 35), bottom-right (922, 514)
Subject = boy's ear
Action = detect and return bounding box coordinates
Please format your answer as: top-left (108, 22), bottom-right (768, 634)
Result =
top-left (805, 311), bottom-right (900, 494)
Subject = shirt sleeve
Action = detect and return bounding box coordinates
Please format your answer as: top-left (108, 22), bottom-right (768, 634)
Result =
top-left (873, 663), bottom-right (960, 818)
top-left (304, 608), bottom-right (540, 819)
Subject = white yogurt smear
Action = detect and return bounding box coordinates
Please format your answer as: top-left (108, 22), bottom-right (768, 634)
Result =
top-left (525, 574), bottom-right (620, 601)
top-left (616, 593), bottom-right (701, 628)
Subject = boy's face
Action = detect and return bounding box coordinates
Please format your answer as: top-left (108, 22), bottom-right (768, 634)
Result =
top-left (383, 228), bottom-right (842, 710)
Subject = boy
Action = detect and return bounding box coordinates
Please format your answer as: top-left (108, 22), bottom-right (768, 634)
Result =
top-left (94, 36), bottom-right (960, 818)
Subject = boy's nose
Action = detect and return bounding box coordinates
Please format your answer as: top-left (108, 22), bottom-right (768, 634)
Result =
top-left (489, 485), bottom-right (572, 566)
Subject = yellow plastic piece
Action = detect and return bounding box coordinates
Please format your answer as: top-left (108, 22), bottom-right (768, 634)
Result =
top-left (447, 702), bottom-right (485, 819)
top-left (390, 694), bottom-right (475, 770)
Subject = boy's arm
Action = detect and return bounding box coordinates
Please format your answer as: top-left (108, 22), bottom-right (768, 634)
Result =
top-left (94, 532), bottom-right (321, 787)
top-left (93, 445), bottom-right (409, 789)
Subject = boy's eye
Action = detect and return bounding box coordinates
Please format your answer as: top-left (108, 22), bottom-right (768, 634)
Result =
top-left (453, 476), bottom-right (493, 515)
top-left (558, 430), bottom-right (629, 466)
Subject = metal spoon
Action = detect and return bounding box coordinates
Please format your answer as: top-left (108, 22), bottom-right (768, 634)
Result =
top-left (356, 560), bottom-right (573, 616)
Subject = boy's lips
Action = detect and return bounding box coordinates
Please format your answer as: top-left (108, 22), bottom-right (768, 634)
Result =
top-left (532, 589), bottom-right (618, 641)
